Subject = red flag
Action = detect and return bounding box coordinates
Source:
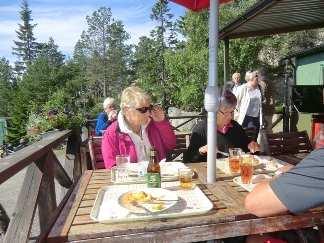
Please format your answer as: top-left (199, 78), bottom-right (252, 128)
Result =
top-left (170, 0), bottom-right (232, 11)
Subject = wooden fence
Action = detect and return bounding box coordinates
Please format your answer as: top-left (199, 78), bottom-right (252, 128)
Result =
top-left (0, 130), bottom-right (85, 242)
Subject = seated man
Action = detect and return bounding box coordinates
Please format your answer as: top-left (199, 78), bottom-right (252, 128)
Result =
top-left (245, 148), bottom-right (324, 243)
top-left (183, 90), bottom-right (259, 163)
top-left (95, 97), bottom-right (117, 136)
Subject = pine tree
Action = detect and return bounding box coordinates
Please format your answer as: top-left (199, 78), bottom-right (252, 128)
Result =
top-left (0, 58), bottom-right (14, 117)
top-left (12, 0), bottom-right (38, 75)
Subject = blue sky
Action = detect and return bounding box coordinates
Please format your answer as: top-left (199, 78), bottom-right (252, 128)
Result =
top-left (0, 0), bottom-right (185, 63)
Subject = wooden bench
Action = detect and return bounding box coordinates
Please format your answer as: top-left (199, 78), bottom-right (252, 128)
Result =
top-left (167, 132), bottom-right (191, 161)
top-left (266, 130), bottom-right (312, 155)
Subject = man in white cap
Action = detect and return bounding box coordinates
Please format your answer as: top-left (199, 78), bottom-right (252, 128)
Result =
top-left (95, 97), bottom-right (117, 136)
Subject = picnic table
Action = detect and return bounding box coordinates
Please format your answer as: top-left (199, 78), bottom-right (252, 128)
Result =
top-left (47, 160), bottom-right (324, 243)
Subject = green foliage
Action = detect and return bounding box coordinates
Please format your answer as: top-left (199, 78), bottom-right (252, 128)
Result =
top-left (6, 90), bottom-right (29, 143)
top-left (134, 0), bottom-right (177, 109)
top-left (25, 89), bottom-right (85, 141)
top-left (73, 7), bottom-right (132, 99)
top-left (0, 58), bottom-right (15, 116)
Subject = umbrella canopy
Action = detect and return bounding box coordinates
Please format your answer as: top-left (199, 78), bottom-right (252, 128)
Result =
top-left (170, 0), bottom-right (232, 11)
top-left (169, 0), bottom-right (232, 183)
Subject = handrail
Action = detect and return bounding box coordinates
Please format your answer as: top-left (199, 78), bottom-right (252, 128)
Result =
top-left (0, 129), bottom-right (85, 243)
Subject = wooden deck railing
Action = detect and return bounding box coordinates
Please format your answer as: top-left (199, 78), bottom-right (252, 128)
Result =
top-left (0, 130), bottom-right (85, 243)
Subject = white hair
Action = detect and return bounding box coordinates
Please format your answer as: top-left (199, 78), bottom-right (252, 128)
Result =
top-left (103, 97), bottom-right (115, 109)
top-left (120, 86), bottom-right (151, 112)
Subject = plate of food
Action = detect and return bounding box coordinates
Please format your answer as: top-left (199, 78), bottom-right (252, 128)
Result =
top-left (233, 174), bottom-right (272, 192)
top-left (119, 188), bottom-right (178, 214)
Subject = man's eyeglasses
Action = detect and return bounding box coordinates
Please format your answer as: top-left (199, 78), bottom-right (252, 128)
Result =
top-left (136, 105), bottom-right (153, 114)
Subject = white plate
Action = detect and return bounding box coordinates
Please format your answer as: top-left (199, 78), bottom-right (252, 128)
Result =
top-left (253, 156), bottom-right (284, 171)
top-left (119, 188), bottom-right (178, 214)
top-left (233, 174), bottom-right (272, 192)
top-left (160, 162), bottom-right (187, 177)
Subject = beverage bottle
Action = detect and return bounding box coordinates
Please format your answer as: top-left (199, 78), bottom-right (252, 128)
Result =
top-left (146, 148), bottom-right (161, 188)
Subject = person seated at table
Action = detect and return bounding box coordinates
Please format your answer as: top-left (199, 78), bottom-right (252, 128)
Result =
top-left (95, 97), bottom-right (117, 136)
top-left (183, 90), bottom-right (260, 163)
top-left (245, 148), bottom-right (324, 243)
top-left (101, 86), bottom-right (176, 169)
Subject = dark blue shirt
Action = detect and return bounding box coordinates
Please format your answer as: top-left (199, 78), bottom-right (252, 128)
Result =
top-left (95, 112), bottom-right (112, 136)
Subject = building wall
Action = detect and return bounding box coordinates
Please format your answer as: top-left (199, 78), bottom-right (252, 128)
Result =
top-left (296, 52), bottom-right (324, 85)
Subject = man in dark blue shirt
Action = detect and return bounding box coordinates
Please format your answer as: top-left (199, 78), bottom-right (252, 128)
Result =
top-left (95, 97), bottom-right (117, 136)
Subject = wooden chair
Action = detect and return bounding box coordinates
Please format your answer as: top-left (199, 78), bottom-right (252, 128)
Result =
top-left (167, 132), bottom-right (191, 161)
top-left (266, 130), bottom-right (313, 156)
top-left (88, 136), bottom-right (105, 169)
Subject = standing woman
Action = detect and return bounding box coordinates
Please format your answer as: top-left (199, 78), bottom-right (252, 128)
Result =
top-left (101, 86), bottom-right (176, 169)
top-left (234, 71), bottom-right (263, 141)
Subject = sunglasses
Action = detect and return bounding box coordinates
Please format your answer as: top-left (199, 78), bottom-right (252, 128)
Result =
top-left (135, 105), bottom-right (153, 114)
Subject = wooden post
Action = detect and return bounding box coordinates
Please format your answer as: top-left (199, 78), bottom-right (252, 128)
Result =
top-left (4, 164), bottom-right (43, 243)
top-left (223, 38), bottom-right (230, 86)
top-left (37, 154), bottom-right (57, 234)
top-left (66, 129), bottom-right (82, 182)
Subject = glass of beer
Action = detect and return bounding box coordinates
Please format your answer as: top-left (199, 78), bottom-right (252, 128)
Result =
top-left (179, 168), bottom-right (195, 189)
top-left (228, 148), bottom-right (242, 174)
top-left (240, 154), bottom-right (253, 184)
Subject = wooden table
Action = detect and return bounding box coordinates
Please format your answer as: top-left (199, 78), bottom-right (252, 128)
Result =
top-left (274, 153), bottom-right (309, 165)
top-left (47, 162), bottom-right (324, 243)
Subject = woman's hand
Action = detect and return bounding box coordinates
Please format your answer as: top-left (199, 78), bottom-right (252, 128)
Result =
top-left (199, 145), bottom-right (208, 155)
top-left (108, 110), bottom-right (117, 121)
top-left (150, 105), bottom-right (165, 122)
top-left (248, 141), bottom-right (260, 153)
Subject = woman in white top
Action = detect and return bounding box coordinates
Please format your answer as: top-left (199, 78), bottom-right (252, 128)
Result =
top-left (234, 71), bottom-right (263, 140)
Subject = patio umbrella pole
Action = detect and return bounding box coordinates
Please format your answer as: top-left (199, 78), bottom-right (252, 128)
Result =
top-left (204, 0), bottom-right (219, 183)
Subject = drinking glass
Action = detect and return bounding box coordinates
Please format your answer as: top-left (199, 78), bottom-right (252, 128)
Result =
top-left (179, 168), bottom-right (195, 189)
top-left (113, 155), bottom-right (130, 182)
top-left (240, 154), bottom-right (254, 184)
top-left (116, 155), bottom-right (130, 167)
top-left (228, 148), bottom-right (242, 174)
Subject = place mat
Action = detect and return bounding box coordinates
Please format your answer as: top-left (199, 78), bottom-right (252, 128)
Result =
top-left (233, 174), bottom-right (272, 192)
top-left (90, 181), bottom-right (213, 223)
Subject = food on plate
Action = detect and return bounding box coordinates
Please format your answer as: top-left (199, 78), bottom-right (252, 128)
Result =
top-left (127, 191), bottom-right (152, 202)
top-left (152, 203), bottom-right (165, 211)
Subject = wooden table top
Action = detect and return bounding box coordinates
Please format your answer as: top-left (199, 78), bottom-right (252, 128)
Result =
top-left (47, 162), bottom-right (324, 243)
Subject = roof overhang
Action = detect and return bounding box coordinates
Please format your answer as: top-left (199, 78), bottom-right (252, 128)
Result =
top-left (219, 0), bottom-right (324, 40)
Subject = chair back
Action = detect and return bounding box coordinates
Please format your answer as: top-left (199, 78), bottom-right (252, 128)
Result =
top-left (266, 130), bottom-right (313, 156)
top-left (167, 132), bottom-right (191, 161)
top-left (88, 136), bottom-right (105, 169)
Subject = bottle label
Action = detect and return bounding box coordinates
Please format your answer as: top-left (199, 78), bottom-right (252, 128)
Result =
top-left (146, 173), bottom-right (161, 188)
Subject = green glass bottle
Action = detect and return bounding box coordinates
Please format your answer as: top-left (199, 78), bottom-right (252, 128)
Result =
top-left (146, 148), bottom-right (161, 188)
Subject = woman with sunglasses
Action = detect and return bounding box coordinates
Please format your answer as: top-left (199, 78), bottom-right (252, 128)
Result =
top-left (184, 90), bottom-right (260, 163)
top-left (101, 86), bottom-right (176, 169)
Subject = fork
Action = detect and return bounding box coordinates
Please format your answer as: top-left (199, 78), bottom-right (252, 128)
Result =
top-left (131, 201), bottom-right (153, 214)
